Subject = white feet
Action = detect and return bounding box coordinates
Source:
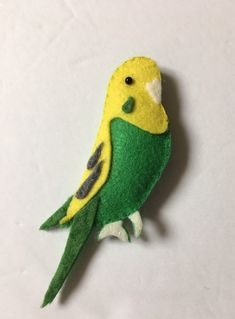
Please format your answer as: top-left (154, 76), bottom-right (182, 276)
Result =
top-left (98, 220), bottom-right (129, 242)
top-left (98, 211), bottom-right (143, 241)
top-left (128, 211), bottom-right (143, 238)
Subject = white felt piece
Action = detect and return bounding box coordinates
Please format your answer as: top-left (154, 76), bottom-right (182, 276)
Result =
top-left (146, 79), bottom-right (162, 104)
top-left (128, 211), bottom-right (143, 237)
top-left (98, 221), bottom-right (128, 242)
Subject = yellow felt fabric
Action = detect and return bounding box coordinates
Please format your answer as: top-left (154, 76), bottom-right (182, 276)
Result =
top-left (60, 57), bottom-right (168, 224)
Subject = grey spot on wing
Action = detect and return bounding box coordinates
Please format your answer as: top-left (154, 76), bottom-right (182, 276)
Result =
top-left (87, 142), bottom-right (103, 169)
top-left (76, 161), bottom-right (103, 199)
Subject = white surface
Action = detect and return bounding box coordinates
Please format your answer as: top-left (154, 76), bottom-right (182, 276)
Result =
top-left (0, 1), bottom-right (234, 318)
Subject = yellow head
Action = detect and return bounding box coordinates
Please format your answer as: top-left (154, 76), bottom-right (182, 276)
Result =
top-left (103, 56), bottom-right (168, 134)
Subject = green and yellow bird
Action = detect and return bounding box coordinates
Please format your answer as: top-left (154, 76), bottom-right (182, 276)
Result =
top-left (40, 56), bottom-right (171, 307)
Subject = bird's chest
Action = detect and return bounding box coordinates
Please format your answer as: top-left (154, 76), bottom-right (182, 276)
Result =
top-left (97, 119), bottom-right (171, 224)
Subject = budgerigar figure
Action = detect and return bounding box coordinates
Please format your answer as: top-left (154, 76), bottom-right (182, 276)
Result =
top-left (40, 57), bottom-right (171, 307)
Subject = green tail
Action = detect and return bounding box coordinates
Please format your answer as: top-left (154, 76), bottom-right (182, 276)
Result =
top-left (41, 196), bottom-right (99, 307)
top-left (40, 196), bottom-right (73, 230)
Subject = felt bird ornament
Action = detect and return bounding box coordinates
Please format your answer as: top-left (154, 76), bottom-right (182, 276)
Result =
top-left (40, 56), bottom-right (171, 307)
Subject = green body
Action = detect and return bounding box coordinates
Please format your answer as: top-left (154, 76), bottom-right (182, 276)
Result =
top-left (40, 118), bottom-right (171, 307)
top-left (96, 118), bottom-right (171, 226)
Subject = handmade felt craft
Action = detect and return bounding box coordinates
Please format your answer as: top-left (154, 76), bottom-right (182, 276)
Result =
top-left (40, 56), bottom-right (171, 307)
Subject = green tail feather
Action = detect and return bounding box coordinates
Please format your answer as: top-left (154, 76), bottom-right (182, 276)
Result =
top-left (41, 196), bottom-right (99, 307)
top-left (40, 196), bottom-right (73, 230)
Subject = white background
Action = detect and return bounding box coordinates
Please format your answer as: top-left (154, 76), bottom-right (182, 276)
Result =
top-left (0, 1), bottom-right (234, 318)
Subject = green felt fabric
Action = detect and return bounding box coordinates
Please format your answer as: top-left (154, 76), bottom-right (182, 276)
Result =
top-left (40, 196), bottom-right (73, 230)
top-left (41, 196), bottom-right (99, 307)
top-left (41, 119), bottom-right (171, 307)
top-left (122, 96), bottom-right (135, 113)
top-left (97, 118), bottom-right (171, 226)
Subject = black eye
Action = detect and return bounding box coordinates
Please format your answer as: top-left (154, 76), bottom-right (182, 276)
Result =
top-left (125, 76), bottom-right (134, 85)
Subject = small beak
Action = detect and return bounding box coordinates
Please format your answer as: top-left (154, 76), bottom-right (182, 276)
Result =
top-left (146, 78), bottom-right (162, 104)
